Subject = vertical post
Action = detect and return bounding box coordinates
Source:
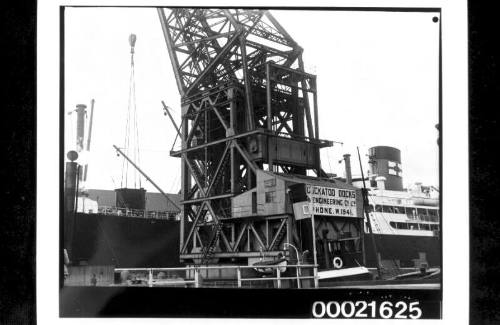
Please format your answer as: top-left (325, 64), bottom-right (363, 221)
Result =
top-left (228, 89), bottom-right (238, 194)
top-left (64, 158), bottom-right (78, 260)
top-left (357, 147), bottom-right (382, 279)
top-left (247, 226), bottom-right (251, 251)
top-left (311, 213), bottom-right (319, 288)
top-left (247, 163), bottom-right (253, 189)
top-left (240, 37), bottom-right (255, 131)
top-left (276, 268), bottom-right (281, 289)
top-left (194, 268), bottom-right (200, 288)
top-left (312, 80), bottom-right (322, 173)
top-left (237, 267), bottom-right (242, 288)
top-left (230, 143), bottom-right (236, 193)
top-left (286, 218), bottom-right (291, 247)
top-left (361, 220), bottom-right (366, 267)
top-left (148, 269), bottom-right (153, 287)
top-left (229, 88), bottom-right (236, 132)
top-left (74, 165), bottom-right (81, 214)
top-left (180, 104), bottom-right (190, 254)
top-left (296, 265), bottom-right (301, 289)
top-left (265, 220), bottom-right (269, 248)
top-left (71, 165), bottom-right (81, 257)
top-left (266, 63), bottom-right (272, 131)
top-left (204, 109), bottom-right (208, 187)
top-left (298, 56), bottom-right (314, 139)
top-left (313, 267), bottom-right (319, 288)
top-left (284, 242), bottom-right (301, 289)
top-left (312, 80), bottom-right (319, 140)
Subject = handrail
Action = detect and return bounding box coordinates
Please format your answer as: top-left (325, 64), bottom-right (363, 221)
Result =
top-left (98, 206), bottom-right (179, 220)
top-left (115, 264), bottom-right (318, 271)
top-left (114, 263), bottom-right (319, 288)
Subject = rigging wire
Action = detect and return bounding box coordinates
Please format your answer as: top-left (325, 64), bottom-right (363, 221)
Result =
top-left (133, 57), bottom-right (141, 189)
top-left (120, 33), bottom-right (142, 189)
top-left (326, 147), bottom-right (333, 173)
top-left (169, 172), bottom-right (179, 194)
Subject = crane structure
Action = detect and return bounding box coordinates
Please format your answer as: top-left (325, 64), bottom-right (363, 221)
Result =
top-left (158, 8), bottom-right (365, 268)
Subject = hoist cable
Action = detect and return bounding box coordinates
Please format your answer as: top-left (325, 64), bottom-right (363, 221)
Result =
top-left (121, 39), bottom-right (142, 189)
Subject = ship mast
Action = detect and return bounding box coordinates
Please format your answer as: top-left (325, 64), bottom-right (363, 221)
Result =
top-left (357, 147), bottom-right (382, 278)
top-left (82, 99), bottom-right (95, 184)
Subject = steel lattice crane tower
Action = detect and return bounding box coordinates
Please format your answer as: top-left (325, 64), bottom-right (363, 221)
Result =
top-left (158, 8), bottom-right (364, 268)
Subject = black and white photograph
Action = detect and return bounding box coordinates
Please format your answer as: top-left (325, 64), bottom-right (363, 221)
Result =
top-left (35, 0), bottom-right (469, 322)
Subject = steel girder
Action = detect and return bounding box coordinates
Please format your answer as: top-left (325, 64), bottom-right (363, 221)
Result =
top-left (158, 8), bottom-right (330, 264)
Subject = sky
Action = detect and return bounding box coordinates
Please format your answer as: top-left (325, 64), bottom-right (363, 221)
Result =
top-left (64, 7), bottom-right (440, 193)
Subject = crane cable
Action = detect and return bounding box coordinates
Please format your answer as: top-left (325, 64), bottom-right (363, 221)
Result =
top-left (120, 34), bottom-right (142, 189)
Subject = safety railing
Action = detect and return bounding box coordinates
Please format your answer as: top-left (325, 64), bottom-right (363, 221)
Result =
top-left (98, 206), bottom-right (180, 220)
top-left (114, 264), bottom-right (319, 288)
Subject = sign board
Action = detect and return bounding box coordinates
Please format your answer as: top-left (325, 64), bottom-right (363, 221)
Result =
top-left (292, 202), bottom-right (311, 220)
top-left (305, 185), bottom-right (358, 217)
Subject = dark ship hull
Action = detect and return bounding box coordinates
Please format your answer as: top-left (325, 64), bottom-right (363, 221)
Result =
top-left (69, 212), bottom-right (182, 268)
top-left (68, 212), bottom-right (440, 272)
top-left (364, 234), bottom-right (441, 268)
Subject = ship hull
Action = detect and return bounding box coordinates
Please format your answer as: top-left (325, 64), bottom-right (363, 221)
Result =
top-left (364, 233), bottom-right (441, 268)
top-left (69, 212), bottom-right (182, 268)
top-left (68, 213), bottom-right (440, 271)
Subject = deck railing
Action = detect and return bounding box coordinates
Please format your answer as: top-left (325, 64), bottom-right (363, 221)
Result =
top-left (98, 206), bottom-right (180, 220)
top-left (114, 264), bottom-right (319, 288)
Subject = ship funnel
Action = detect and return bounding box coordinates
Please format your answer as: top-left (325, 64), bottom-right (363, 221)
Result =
top-left (368, 146), bottom-right (403, 191)
top-left (343, 154), bottom-right (352, 185)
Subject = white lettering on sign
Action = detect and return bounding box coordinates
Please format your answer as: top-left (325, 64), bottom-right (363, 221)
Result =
top-left (305, 185), bottom-right (357, 217)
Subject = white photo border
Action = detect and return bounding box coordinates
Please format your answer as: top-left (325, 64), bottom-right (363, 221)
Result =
top-left (37, 0), bottom-right (468, 323)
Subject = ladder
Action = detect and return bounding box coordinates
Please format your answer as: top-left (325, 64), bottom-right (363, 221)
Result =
top-left (209, 153), bottom-right (230, 195)
top-left (202, 222), bottom-right (223, 264)
top-left (270, 224), bottom-right (287, 251)
top-left (191, 160), bottom-right (205, 185)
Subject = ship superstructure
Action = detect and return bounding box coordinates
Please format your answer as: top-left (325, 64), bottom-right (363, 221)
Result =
top-left (352, 146), bottom-right (440, 269)
top-left (366, 187), bottom-right (440, 237)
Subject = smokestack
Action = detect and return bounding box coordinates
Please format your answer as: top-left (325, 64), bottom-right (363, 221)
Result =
top-left (343, 154), bottom-right (352, 185)
top-left (368, 146), bottom-right (403, 191)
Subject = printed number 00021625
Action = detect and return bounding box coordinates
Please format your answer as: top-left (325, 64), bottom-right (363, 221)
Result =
top-left (312, 300), bottom-right (422, 319)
